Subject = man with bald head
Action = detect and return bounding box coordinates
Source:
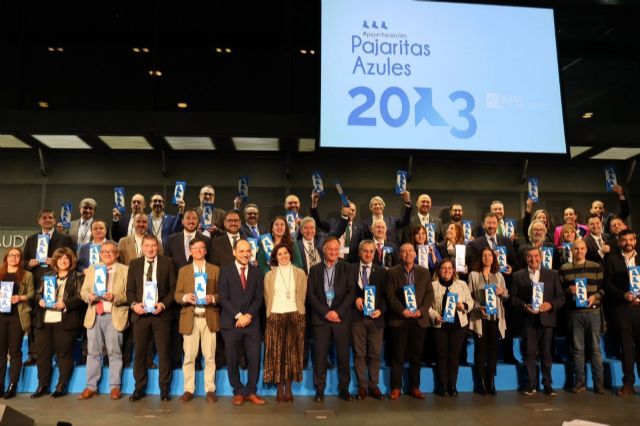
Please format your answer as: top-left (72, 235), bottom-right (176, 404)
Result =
top-left (112, 193), bottom-right (146, 242)
top-left (402, 193), bottom-right (443, 244)
top-left (284, 194), bottom-right (302, 234)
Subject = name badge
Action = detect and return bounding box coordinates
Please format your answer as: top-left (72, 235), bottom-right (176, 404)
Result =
top-left (443, 292), bottom-right (458, 323)
top-left (172, 181), bottom-right (186, 205)
top-left (455, 244), bottom-right (466, 273)
top-left (395, 170), bottom-right (408, 195)
top-left (36, 234), bottom-right (50, 265)
top-left (532, 282), bottom-right (544, 311)
top-left (325, 290), bottom-right (335, 306)
top-left (527, 177), bottom-right (539, 202)
top-left (575, 277), bottom-right (588, 308)
top-left (247, 238), bottom-right (258, 263)
top-left (194, 272), bottom-right (208, 305)
top-left (60, 202), bottom-right (72, 230)
top-left (285, 210), bottom-right (298, 235)
top-left (94, 265), bottom-right (107, 297)
top-left (463, 220), bottom-right (473, 243)
top-left (259, 234), bottom-right (274, 262)
top-left (201, 203), bottom-right (214, 228)
top-left (503, 219), bottom-right (515, 238)
top-left (417, 245), bottom-right (429, 268)
top-left (43, 275), bottom-right (57, 308)
top-left (89, 243), bottom-right (101, 266)
top-left (114, 186), bottom-right (126, 214)
top-left (604, 166), bottom-right (617, 192)
top-left (484, 284), bottom-right (497, 315)
top-left (541, 246), bottom-right (553, 269)
top-left (403, 284), bottom-right (417, 313)
top-left (0, 282), bottom-right (13, 313)
top-left (334, 179), bottom-right (350, 207)
top-left (238, 176), bottom-right (249, 201)
top-left (363, 285), bottom-right (376, 317)
top-left (312, 171), bottom-right (325, 196)
top-left (496, 245), bottom-right (508, 272)
top-left (143, 281), bottom-right (158, 313)
top-left (628, 266), bottom-right (640, 296)
top-left (425, 223), bottom-right (436, 245)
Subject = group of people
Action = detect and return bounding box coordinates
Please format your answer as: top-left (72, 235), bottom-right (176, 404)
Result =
top-left (0, 182), bottom-right (637, 405)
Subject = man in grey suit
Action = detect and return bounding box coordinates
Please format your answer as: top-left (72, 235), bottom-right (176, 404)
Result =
top-left (58, 198), bottom-right (98, 249)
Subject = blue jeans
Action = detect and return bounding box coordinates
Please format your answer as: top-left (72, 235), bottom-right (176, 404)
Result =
top-left (568, 310), bottom-right (604, 387)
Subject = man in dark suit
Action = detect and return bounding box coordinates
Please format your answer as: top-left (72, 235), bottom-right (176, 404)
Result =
top-left (127, 234), bottom-right (177, 402)
top-left (218, 239), bottom-right (265, 406)
top-left (386, 243), bottom-right (434, 400)
top-left (350, 240), bottom-right (387, 400)
top-left (604, 229), bottom-right (640, 396)
top-left (362, 192), bottom-right (412, 246)
top-left (23, 208), bottom-right (75, 365)
top-left (297, 215), bottom-right (348, 274)
top-left (196, 185), bottom-right (226, 237)
top-left (209, 210), bottom-right (242, 268)
top-left (466, 212), bottom-right (517, 274)
top-left (164, 209), bottom-right (211, 270)
top-left (310, 192), bottom-right (360, 263)
top-left (510, 245), bottom-right (565, 396)
top-left (239, 203), bottom-right (267, 240)
top-left (517, 219), bottom-right (554, 270)
top-left (370, 219), bottom-right (399, 269)
top-left (401, 193), bottom-right (443, 244)
top-left (57, 197), bottom-right (99, 249)
top-left (111, 193), bottom-right (146, 242)
top-left (584, 214), bottom-right (616, 266)
top-left (590, 184), bottom-right (630, 234)
top-left (307, 236), bottom-right (355, 402)
top-left (147, 193), bottom-right (184, 247)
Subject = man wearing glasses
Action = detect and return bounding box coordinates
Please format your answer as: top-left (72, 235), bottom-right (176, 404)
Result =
top-left (112, 193), bottom-right (146, 242)
top-left (197, 185), bottom-right (226, 237)
top-left (148, 193), bottom-right (184, 246)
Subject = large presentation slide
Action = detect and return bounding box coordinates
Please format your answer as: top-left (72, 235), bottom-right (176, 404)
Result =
top-left (320, 0), bottom-right (566, 154)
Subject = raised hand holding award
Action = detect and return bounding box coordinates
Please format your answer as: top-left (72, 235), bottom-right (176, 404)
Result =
top-left (312, 171), bottom-right (325, 196)
top-left (259, 234), bottom-right (275, 262)
top-left (238, 176), bottom-right (249, 201)
top-left (60, 202), bottom-right (72, 230)
top-left (334, 179), bottom-right (350, 207)
top-left (172, 181), bottom-right (186, 205)
top-left (395, 170), bottom-right (408, 195)
top-left (114, 187), bottom-right (126, 214)
top-left (201, 203), bottom-right (214, 228)
top-left (527, 178), bottom-right (539, 202)
top-left (604, 166), bottom-right (617, 192)
top-left (463, 220), bottom-right (473, 243)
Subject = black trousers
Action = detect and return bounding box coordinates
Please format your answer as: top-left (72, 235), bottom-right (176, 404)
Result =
top-left (312, 322), bottom-right (350, 394)
top-left (432, 325), bottom-right (468, 391)
top-left (390, 320), bottom-right (426, 391)
top-left (615, 305), bottom-right (640, 387)
top-left (0, 313), bottom-right (24, 385)
top-left (474, 320), bottom-right (499, 383)
top-left (221, 325), bottom-right (262, 396)
top-left (34, 322), bottom-right (77, 388)
top-left (522, 321), bottom-right (554, 389)
top-left (132, 315), bottom-right (171, 393)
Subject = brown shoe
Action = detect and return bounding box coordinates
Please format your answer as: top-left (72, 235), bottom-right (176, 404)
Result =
top-left (356, 387), bottom-right (367, 400)
top-left (206, 391), bottom-right (218, 403)
top-left (179, 391), bottom-right (194, 402)
top-left (617, 385), bottom-right (636, 396)
top-left (232, 395), bottom-right (245, 406)
top-left (369, 387), bottom-right (385, 400)
top-left (244, 394), bottom-right (267, 405)
top-left (78, 388), bottom-right (97, 400)
top-left (409, 388), bottom-right (425, 399)
top-left (110, 387), bottom-right (122, 400)
top-left (389, 388), bottom-right (401, 400)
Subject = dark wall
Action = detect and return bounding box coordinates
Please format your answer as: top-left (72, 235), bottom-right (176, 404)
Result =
top-left (0, 150), bottom-right (636, 237)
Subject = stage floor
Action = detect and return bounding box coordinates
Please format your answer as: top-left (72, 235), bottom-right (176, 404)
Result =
top-left (4, 390), bottom-right (639, 426)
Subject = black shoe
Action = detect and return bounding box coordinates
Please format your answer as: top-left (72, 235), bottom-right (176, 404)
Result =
top-left (338, 391), bottom-right (353, 402)
top-left (449, 387), bottom-right (458, 397)
top-left (161, 392), bottom-right (171, 401)
top-left (313, 393), bottom-right (324, 403)
top-left (4, 383), bottom-right (17, 399)
top-left (435, 388), bottom-right (449, 397)
top-left (195, 362), bottom-right (203, 371)
top-left (129, 391), bottom-right (146, 402)
top-left (103, 358), bottom-right (110, 367)
top-left (486, 381), bottom-right (497, 396)
top-left (51, 384), bottom-right (67, 398)
top-left (544, 387), bottom-right (557, 397)
top-left (76, 356), bottom-right (87, 366)
top-left (476, 379), bottom-right (486, 395)
top-left (31, 386), bottom-right (49, 398)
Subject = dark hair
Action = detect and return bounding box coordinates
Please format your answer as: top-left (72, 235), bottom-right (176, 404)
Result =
top-left (471, 247), bottom-right (499, 274)
top-left (224, 210), bottom-right (241, 221)
top-left (445, 222), bottom-right (465, 245)
top-left (150, 192), bottom-right (164, 200)
top-left (435, 258), bottom-right (455, 277)
top-left (269, 242), bottom-right (294, 266)
top-left (483, 212), bottom-right (499, 222)
top-left (618, 229), bottom-right (635, 239)
top-left (189, 236), bottom-right (208, 248)
top-left (51, 247), bottom-right (77, 273)
top-left (411, 225), bottom-right (427, 245)
top-left (586, 213), bottom-right (602, 222)
top-left (0, 247), bottom-right (26, 284)
top-left (270, 216), bottom-right (294, 246)
top-left (142, 234), bottom-right (159, 245)
top-left (183, 208), bottom-right (200, 218)
top-left (323, 235), bottom-right (340, 247)
top-left (38, 208), bottom-right (55, 218)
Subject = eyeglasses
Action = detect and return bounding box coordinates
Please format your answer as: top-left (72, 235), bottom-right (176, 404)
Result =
top-left (201, 192), bottom-right (214, 197)
top-left (100, 250), bottom-right (117, 254)
top-left (6, 254), bottom-right (21, 258)
top-left (151, 200), bottom-right (164, 204)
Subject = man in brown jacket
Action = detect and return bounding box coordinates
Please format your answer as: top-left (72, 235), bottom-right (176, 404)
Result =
top-left (174, 237), bottom-right (220, 403)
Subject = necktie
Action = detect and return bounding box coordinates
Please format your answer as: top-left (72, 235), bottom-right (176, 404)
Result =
top-left (308, 241), bottom-right (317, 267)
top-left (146, 260), bottom-right (153, 282)
top-left (498, 221), bottom-right (504, 236)
top-left (490, 237), bottom-right (497, 249)
top-left (240, 266), bottom-right (247, 290)
top-left (252, 226), bottom-right (259, 239)
top-left (361, 265), bottom-right (369, 289)
top-left (232, 235), bottom-right (239, 248)
top-left (377, 243), bottom-right (383, 262)
top-left (344, 223), bottom-right (352, 246)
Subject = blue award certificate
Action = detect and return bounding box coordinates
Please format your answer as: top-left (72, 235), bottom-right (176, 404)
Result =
top-left (363, 285), bottom-right (376, 317)
top-left (259, 234), bottom-right (275, 262)
top-left (0, 282), bottom-right (12, 314)
top-left (201, 203), bottom-right (214, 228)
top-left (247, 238), bottom-right (258, 263)
top-left (43, 275), bottom-right (57, 308)
top-left (143, 281), bottom-right (157, 313)
top-left (527, 178), bottom-right (539, 202)
top-left (484, 285), bottom-right (497, 315)
top-left (496, 246), bottom-right (508, 272)
top-left (541, 246), bottom-right (554, 269)
top-left (312, 171), bottom-right (325, 196)
top-left (285, 211), bottom-right (297, 234)
top-left (425, 223), bottom-right (436, 245)
top-left (395, 170), bottom-right (408, 195)
top-left (604, 166), bottom-right (617, 192)
top-left (575, 277), bottom-right (588, 308)
top-left (36, 234), bottom-right (50, 265)
top-left (238, 176), bottom-right (249, 201)
top-left (532, 282), bottom-right (544, 311)
top-left (462, 220), bottom-right (473, 243)
top-left (114, 187), bottom-right (126, 213)
top-left (628, 266), bottom-right (640, 296)
top-left (60, 202), bottom-right (72, 230)
top-left (334, 180), bottom-right (350, 207)
top-left (504, 219), bottom-right (516, 238)
top-left (417, 245), bottom-right (429, 268)
top-left (194, 272), bottom-right (208, 305)
top-left (443, 292), bottom-right (458, 323)
top-left (172, 181), bottom-right (186, 205)
top-left (89, 243), bottom-right (101, 265)
top-left (93, 265), bottom-right (107, 297)
top-left (562, 242), bottom-right (573, 263)
top-left (403, 284), bottom-right (417, 313)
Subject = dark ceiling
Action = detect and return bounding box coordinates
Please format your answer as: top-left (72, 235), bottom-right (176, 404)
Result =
top-left (0, 0), bottom-right (639, 158)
